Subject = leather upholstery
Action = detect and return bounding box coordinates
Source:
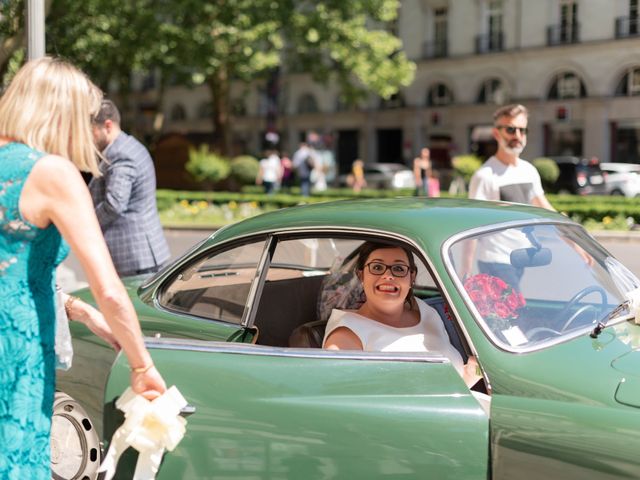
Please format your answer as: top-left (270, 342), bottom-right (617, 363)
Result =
top-left (288, 319), bottom-right (328, 348)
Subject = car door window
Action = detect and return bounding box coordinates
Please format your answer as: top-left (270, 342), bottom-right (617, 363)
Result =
top-left (253, 237), bottom-right (363, 346)
top-left (159, 239), bottom-right (266, 324)
top-left (253, 236), bottom-right (444, 348)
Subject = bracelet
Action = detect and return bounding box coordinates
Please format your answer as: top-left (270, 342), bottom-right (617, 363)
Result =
top-left (131, 363), bottom-right (154, 374)
top-left (64, 295), bottom-right (79, 318)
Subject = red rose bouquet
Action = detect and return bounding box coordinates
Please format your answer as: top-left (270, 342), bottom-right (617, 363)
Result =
top-left (463, 273), bottom-right (526, 330)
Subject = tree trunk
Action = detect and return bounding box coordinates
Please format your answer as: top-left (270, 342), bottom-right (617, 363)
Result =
top-left (208, 66), bottom-right (231, 155)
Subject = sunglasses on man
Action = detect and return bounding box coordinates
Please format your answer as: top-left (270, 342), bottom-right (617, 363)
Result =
top-left (496, 125), bottom-right (528, 135)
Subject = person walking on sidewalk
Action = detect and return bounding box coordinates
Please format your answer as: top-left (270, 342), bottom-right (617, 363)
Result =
top-left (90, 100), bottom-right (170, 276)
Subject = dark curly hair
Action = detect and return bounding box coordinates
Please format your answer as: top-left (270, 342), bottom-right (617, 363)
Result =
top-left (355, 241), bottom-right (417, 273)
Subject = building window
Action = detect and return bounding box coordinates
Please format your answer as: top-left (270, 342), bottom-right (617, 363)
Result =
top-left (476, 78), bottom-right (508, 105)
top-left (169, 104), bottom-right (187, 121)
top-left (476, 1), bottom-right (504, 53)
top-left (379, 93), bottom-right (405, 109)
top-left (547, 72), bottom-right (587, 99)
top-left (297, 93), bottom-right (319, 114)
top-left (197, 101), bottom-right (212, 119)
top-left (549, 1), bottom-right (580, 44)
top-left (616, 1), bottom-right (639, 37)
top-left (231, 98), bottom-right (247, 116)
top-left (432, 8), bottom-right (448, 57)
top-left (426, 83), bottom-right (454, 106)
top-left (615, 67), bottom-right (640, 96)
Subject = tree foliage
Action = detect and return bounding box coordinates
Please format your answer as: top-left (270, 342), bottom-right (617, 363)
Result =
top-left (2, 0), bottom-right (416, 153)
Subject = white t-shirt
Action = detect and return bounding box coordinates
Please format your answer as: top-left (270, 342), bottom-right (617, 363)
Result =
top-left (468, 156), bottom-right (541, 264)
top-left (259, 154), bottom-right (281, 183)
top-left (469, 156), bottom-right (544, 204)
top-left (322, 298), bottom-right (463, 375)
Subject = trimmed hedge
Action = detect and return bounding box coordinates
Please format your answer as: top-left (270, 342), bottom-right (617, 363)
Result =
top-left (156, 189), bottom-right (640, 224)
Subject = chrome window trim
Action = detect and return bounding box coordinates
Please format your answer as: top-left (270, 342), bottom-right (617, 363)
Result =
top-left (242, 235), bottom-right (274, 327)
top-left (144, 337), bottom-right (451, 363)
top-left (441, 218), bottom-right (613, 354)
top-left (150, 234), bottom-right (271, 325)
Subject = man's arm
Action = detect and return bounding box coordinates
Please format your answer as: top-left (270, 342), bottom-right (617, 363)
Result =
top-left (531, 194), bottom-right (555, 211)
top-left (94, 154), bottom-right (136, 229)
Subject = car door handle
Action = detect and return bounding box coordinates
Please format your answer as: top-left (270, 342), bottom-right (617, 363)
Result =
top-left (180, 404), bottom-right (196, 417)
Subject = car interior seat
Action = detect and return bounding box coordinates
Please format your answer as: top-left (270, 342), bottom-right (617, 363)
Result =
top-left (288, 248), bottom-right (364, 348)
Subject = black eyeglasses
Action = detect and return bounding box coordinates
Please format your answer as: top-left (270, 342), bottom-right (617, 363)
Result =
top-left (496, 125), bottom-right (528, 135)
top-left (364, 262), bottom-right (411, 278)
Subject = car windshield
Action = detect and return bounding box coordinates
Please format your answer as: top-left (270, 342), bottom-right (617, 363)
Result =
top-left (447, 223), bottom-right (640, 351)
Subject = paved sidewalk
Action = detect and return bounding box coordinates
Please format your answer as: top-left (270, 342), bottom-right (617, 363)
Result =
top-left (591, 230), bottom-right (640, 243)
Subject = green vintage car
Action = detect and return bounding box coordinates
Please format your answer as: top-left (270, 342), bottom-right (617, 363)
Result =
top-left (55, 198), bottom-right (640, 479)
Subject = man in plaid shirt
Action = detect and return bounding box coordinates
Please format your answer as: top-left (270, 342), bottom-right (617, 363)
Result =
top-left (90, 100), bottom-right (170, 277)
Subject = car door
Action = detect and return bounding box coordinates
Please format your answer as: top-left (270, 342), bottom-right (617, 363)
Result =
top-left (102, 234), bottom-right (490, 479)
top-left (104, 344), bottom-right (488, 479)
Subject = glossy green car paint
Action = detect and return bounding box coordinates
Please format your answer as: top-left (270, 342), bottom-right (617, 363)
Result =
top-left (104, 344), bottom-right (488, 479)
top-left (57, 198), bottom-right (640, 479)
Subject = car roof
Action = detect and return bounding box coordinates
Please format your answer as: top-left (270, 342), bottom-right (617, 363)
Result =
top-left (211, 198), bottom-right (568, 248)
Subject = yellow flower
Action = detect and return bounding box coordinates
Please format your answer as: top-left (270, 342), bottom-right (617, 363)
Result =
top-left (179, 199), bottom-right (189, 207)
top-left (603, 216), bottom-right (612, 225)
top-left (250, 201), bottom-right (258, 208)
top-left (228, 201), bottom-right (238, 209)
top-left (197, 200), bottom-right (208, 210)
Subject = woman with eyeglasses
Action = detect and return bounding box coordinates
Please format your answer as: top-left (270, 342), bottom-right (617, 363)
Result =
top-left (323, 241), bottom-right (480, 387)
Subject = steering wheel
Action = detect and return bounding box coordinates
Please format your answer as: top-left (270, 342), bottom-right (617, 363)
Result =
top-left (556, 285), bottom-right (607, 332)
top-left (525, 326), bottom-right (562, 342)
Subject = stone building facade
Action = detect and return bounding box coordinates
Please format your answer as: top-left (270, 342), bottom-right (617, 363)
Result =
top-left (135, 0), bottom-right (640, 174)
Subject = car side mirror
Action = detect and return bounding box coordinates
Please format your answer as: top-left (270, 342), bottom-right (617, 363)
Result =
top-left (510, 247), bottom-right (552, 268)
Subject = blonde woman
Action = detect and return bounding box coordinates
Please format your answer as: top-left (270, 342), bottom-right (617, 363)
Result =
top-left (0, 57), bottom-right (166, 478)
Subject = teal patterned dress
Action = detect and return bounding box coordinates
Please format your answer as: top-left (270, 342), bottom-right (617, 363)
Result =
top-left (0, 142), bottom-right (69, 479)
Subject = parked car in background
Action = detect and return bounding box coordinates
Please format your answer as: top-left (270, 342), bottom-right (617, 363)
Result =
top-left (548, 156), bottom-right (608, 195)
top-left (337, 162), bottom-right (415, 189)
top-left (601, 162), bottom-right (640, 197)
top-left (56, 198), bottom-right (640, 479)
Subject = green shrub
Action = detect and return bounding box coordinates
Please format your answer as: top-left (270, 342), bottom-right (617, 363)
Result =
top-left (532, 157), bottom-right (560, 189)
top-left (452, 154), bottom-right (482, 184)
top-left (185, 145), bottom-right (231, 186)
top-left (230, 155), bottom-right (260, 185)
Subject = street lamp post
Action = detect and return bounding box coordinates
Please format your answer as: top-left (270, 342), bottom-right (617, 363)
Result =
top-left (26, 0), bottom-right (45, 60)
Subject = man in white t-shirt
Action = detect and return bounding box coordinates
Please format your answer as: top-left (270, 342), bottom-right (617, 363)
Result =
top-left (463, 104), bottom-right (554, 289)
top-left (256, 150), bottom-right (283, 194)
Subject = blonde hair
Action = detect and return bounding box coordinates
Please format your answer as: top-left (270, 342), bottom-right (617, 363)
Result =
top-left (0, 57), bottom-right (103, 175)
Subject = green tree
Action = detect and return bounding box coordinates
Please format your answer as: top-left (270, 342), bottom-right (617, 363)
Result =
top-left (160, 0), bottom-right (415, 153)
top-left (0, 0), bottom-right (54, 84)
top-left (3, 0), bottom-right (415, 154)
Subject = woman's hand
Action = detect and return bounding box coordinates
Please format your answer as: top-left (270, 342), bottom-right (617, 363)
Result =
top-left (131, 366), bottom-right (167, 400)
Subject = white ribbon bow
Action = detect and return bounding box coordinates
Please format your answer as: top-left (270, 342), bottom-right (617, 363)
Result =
top-left (625, 287), bottom-right (640, 325)
top-left (98, 386), bottom-right (188, 480)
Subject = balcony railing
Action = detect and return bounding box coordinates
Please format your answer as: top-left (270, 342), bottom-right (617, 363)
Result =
top-left (475, 33), bottom-right (504, 54)
top-left (615, 16), bottom-right (640, 38)
top-left (422, 40), bottom-right (448, 59)
top-left (546, 23), bottom-right (580, 45)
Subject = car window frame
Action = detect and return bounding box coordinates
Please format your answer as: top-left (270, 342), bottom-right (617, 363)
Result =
top-left (153, 234), bottom-right (273, 327)
top-left (442, 217), bottom-right (617, 354)
top-left (242, 229), bottom-right (471, 354)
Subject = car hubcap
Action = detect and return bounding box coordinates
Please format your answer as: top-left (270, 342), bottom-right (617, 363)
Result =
top-left (50, 392), bottom-right (101, 480)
